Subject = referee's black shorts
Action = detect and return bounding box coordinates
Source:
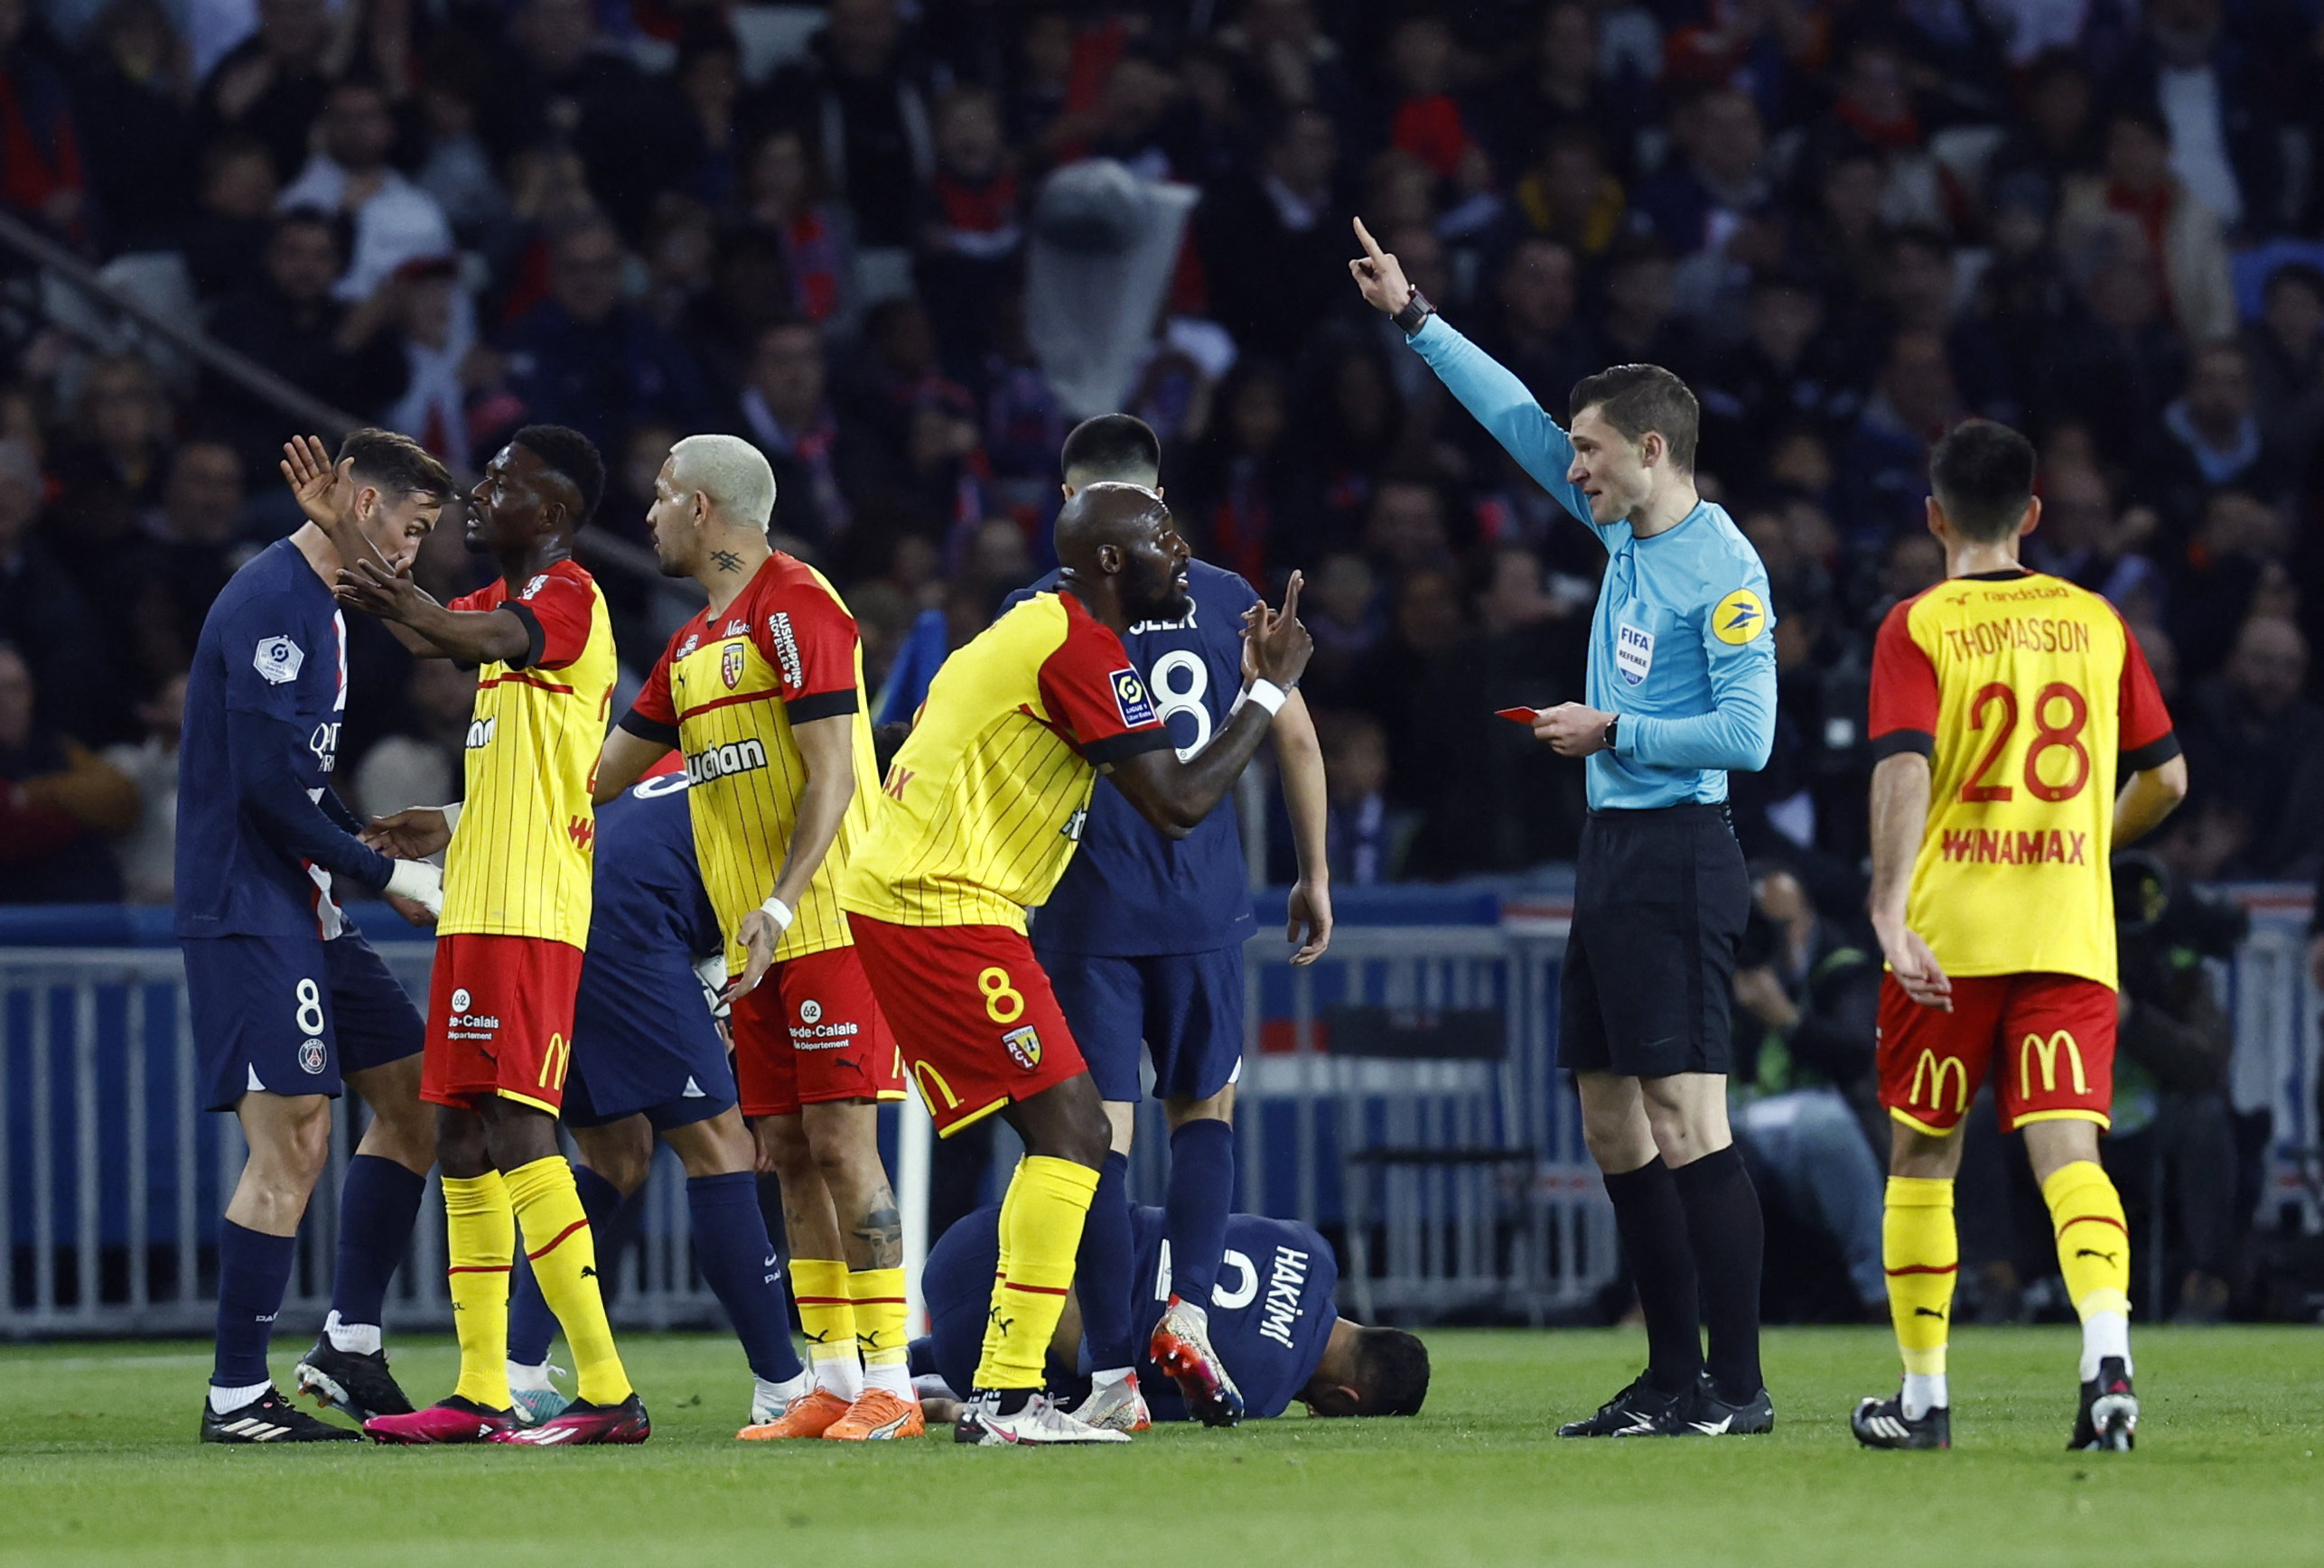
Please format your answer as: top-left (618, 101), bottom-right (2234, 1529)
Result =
top-left (1557, 802), bottom-right (1750, 1079)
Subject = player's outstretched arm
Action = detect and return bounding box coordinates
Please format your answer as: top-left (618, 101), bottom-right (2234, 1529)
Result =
top-left (1107, 574), bottom-right (1313, 840)
top-left (282, 434), bottom-right (439, 658)
top-left (1271, 690), bottom-right (1333, 965)
top-left (733, 712), bottom-right (857, 996)
top-left (1868, 751), bottom-right (1950, 1012)
top-left (333, 559), bottom-right (530, 665)
top-left (593, 728), bottom-right (672, 806)
top-left (2114, 753), bottom-right (2189, 846)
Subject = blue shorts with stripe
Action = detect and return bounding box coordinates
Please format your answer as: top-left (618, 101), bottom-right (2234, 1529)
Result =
top-left (1036, 944), bottom-right (1244, 1105)
top-left (565, 947), bottom-right (737, 1132)
top-left (183, 929), bottom-right (423, 1113)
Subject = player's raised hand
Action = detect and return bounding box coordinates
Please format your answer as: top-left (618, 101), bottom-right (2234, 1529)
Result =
top-left (1348, 218), bottom-right (1413, 314)
top-left (1245, 570), bottom-right (1312, 690)
top-left (279, 434), bottom-right (344, 525)
top-left (363, 806), bottom-right (453, 860)
top-left (1286, 875), bottom-right (1332, 966)
top-left (1879, 922), bottom-right (1953, 1012)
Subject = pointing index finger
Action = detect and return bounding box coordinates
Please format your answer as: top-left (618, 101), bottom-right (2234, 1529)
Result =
top-left (1352, 217), bottom-right (1387, 263)
top-left (1277, 569), bottom-right (1303, 623)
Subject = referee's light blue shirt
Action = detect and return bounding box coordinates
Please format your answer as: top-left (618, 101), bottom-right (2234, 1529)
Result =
top-left (1408, 315), bottom-right (1778, 811)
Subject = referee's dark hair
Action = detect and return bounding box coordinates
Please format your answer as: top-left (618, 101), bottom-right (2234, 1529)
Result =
top-left (510, 423), bottom-right (607, 528)
top-left (337, 428), bottom-right (453, 503)
top-left (1928, 418), bottom-right (2037, 542)
top-left (1060, 414), bottom-right (1161, 489)
top-left (1352, 1326), bottom-right (1432, 1416)
top-left (1570, 364), bottom-right (1699, 471)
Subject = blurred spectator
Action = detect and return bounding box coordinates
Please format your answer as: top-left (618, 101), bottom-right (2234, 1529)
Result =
top-left (733, 320), bottom-right (857, 546)
top-left (2149, 341), bottom-right (2291, 534)
top-left (181, 132), bottom-right (278, 299)
top-left (1311, 707), bottom-right (1415, 884)
top-left (1837, 331), bottom-right (1960, 547)
top-left (277, 75), bottom-right (453, 301)
top-left (1477, 238), bottom-right (1597, 413)
top-left (2059, 107), bottom-right (2235, 345)
top-left (0, 438), bottom-right (107, 741)
top-left (125, 439), bottom-right (243, 685)
top-left (1180, 359), bottom-right (1306, 587)
top-left (46, 352), bottom-right (172, 585)
top-left (0, 0), bottom-right (91, 247)
top-left (497, 217), bottom-right (713, 458)
top-left (1635, 85), bottom-right (1769, 262)
top-left (2245, 263), bottom-right (2324, 462)
top-left (382, 257), bottom-right (481, 471)
top-left (98, 666), bottom-right (182, 903)
top-left (2036, 218), bottom-right (2187, 475)
top-left (1196, 106), bottom-right (1343, 361)
top-left (0, 639), bottom-right (134, 901)
top-left (2022, 462), bottom-right (2164, 616)
top-left (1299, 549), bottom-right (1383, 706)
top-left (1475, 3), bottom-right (1641, 181)
top-left (412, 38), bottom-right (507, 255)
top-left (2108, 0), bottom-right (2279, 235)
top-left (738, 127), bottom-right (854, 327)
top-left (194, 0), bottom-right (340, 184)
top-left (1729, 866), bottom-right (1887, 1318)
top-left (1696, 270), bottom-right (1859, 490)
top-left (70, 0), bottom-right (195, 252)
top-left (351, 658), bottom-right (474, 821)
top-left (1377, 15), bottom-right (1488, 195)
top-left (2176, 616), bottom-right (2324, 878)
top-left (915, 85), bottom-right (1021, 368)
top-left (766, 0), bottom-right (934, 254)
top-left (202, 208), bottom-right (408, 474)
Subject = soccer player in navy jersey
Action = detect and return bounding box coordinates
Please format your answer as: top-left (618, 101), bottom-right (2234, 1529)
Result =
top-left (915, 1199), bottom-right (1429, 1425)
top-left (501, 760), bottom-right (811, 1433)
top-left (1003, 415), bottom-right (1333, 1430)
top-left (178, 432), bottom-right (452, 1442)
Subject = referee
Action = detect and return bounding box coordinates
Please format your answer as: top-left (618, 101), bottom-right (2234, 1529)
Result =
top-left (1350, 219), bottom-right (1778, 1437)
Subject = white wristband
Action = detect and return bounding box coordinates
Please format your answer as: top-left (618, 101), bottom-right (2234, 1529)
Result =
top-left (759, 895), bottom-right (795, 932)
top-left (439, 801), bottom-right (462, 835)
top-left (383, 858), bottom-right (443, 917)
top-left (1244, 679), bottom-right (1288, 717)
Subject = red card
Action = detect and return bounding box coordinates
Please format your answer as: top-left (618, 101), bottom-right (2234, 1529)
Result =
top-left (1495, 706), bottom-right (1543, 725)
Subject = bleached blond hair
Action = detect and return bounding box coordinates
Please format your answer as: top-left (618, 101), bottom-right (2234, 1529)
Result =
top-left (670, 433), bottom-right (778, 530)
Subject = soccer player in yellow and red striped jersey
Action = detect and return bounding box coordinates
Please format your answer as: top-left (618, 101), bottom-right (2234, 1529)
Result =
top-left (837, 482), bottom-right (1313, 1445)
top-left (333, 426), bottom-right (648, 1447)
top-left (593, 434), bottom-right (918, 1442)
top-left (1853, 420), bottom-right (2189, 1454)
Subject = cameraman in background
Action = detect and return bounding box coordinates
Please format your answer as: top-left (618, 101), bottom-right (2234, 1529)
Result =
top-left (1729, 866), bottom-right (1890, 1319)
top-left (2109, 849), bottom-right (2247, 1322)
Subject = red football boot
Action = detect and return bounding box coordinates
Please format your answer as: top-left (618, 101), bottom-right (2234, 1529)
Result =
top-left (362, 1395), bottom-right (514, 1444)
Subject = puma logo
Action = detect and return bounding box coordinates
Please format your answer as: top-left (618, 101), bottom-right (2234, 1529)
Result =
top-left (803, 1327), bottom-right (836, 1344)
top-left (579, 1265), bottom-right (598, 1280)
top-left (1913, 1307), bottom-right (1946, 1320)
top-left (2074, 1248), bottom-right (2120, 1265)
top-left (987, 1305), bottom-right (1014, 1339)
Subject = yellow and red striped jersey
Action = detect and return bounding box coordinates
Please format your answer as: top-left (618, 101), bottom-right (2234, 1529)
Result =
top-left (1869, 569), bottom-right (2178, 989)
top-left (440, 558), bottom-right (616, 947)
top-left (839, 591), bottom-right (1173, 930)
top-left (621, 553), bottom-right (879, 969)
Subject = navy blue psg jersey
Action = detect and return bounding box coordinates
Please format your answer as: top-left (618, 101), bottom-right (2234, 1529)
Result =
top-left (1129, 1205), bottom-right (1338, 1420)
top-left (591, 769), bottom-right (721, 960)
top-left (175, 540), bottom-right (358, 939)
top-left (1013, 560), bottom-right (1260, 956)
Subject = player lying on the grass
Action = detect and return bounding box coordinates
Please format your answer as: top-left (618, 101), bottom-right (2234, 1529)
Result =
top-left (912, 1199), bottom-right (1429, 1425)
top-left (591, 434), bottom-right (919, 1442)
top-left (1004, 415), bottom-right (1334, 1433)
top-left (837, 482), bottom-right (1314, 1445)
top-left (500, 756), bottom-right (810, 1430)
top-left (1854, 419), bottom-right (2188, 1452)
top-left (333, 428), bottom-right (648, 1446)
top-left (181, 433), bottom-right (452, 1444)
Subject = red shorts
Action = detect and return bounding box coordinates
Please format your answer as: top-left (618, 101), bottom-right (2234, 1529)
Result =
top-left (846, 915), bottom-right (1087, 1136)
top-left (730, 944), bottom-right (906, 1118)
top-left (424, 933), bottom-right (583, 1114)
top-left (1877, 972), bottom-right (2116, 1135)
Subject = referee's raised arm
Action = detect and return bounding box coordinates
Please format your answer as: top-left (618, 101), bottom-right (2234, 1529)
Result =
top-left (1349, 219), bottom-right (1599, 534)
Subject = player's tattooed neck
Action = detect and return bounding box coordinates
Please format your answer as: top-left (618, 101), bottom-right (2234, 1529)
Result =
top-left (711, 550), bottom-right (744, 573)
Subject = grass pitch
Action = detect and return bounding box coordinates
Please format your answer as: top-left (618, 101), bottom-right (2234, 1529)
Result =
top-left (0, 1328), bottom-right (2316, 1567)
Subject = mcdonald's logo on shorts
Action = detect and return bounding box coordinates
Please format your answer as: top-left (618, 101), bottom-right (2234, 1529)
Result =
top-left (1909, 1050), bottom-right (1969, 1115)
top-left (2020, 1030), bottom-right (2088, 1101)
top-left (538, 1032), bottom-right (570, 1092)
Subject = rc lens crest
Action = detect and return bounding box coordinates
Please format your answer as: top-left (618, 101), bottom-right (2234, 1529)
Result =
top-left (722, 642), bottom-right (745, 690)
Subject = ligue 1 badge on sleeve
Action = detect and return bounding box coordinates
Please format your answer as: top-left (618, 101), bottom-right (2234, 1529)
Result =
top-left (254, 635), bottom-right (304, 685)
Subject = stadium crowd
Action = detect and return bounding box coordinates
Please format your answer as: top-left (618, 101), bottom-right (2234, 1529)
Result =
top-left (2, 0), bottom-right (2324, 908)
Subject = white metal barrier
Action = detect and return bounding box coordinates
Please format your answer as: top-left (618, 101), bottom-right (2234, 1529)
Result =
top-left (5, 893), bottom-right (2317, 1338)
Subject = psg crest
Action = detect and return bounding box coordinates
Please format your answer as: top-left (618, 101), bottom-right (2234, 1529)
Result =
top-left (722, 642), bottom-right (745, 690)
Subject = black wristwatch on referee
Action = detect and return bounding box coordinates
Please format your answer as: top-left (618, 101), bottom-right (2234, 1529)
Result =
top-left (1601, 714), bottom-right (1619, 752)
top-left (1393, 286), bottom-right (1436, 336)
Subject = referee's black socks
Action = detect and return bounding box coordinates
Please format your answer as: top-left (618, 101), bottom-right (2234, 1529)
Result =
top-left (1672, 1143), bottom-right (1766, 1402)
top-left (1601, 1157), bottom-right (1702, 1396)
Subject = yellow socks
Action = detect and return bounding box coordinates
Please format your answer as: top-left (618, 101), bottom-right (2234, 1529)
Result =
top-left (790, 1257), bottom-right (862, 1400)
top-left (850, 1266), bottom-right (913, 1398)
top-left (974, 1156), bottom-right (1098, 1391)
top-left (506, 1156), bottom-right (631, 1405)
top-left (443, 1172), bottom-right (514, 1410)
top-left (1883, 1176), bottom-right (1955, 1416)
top-left (2043, 1159), bottom-right (2133, 1378)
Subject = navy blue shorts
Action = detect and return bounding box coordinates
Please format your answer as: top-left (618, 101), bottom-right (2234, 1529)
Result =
top-left (565, 947), bottom-right (737, 1132)
top-left (1037, 946), bottom-right (1244, 1105)
top-left (184, 930), bottom-right (424, 1113)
